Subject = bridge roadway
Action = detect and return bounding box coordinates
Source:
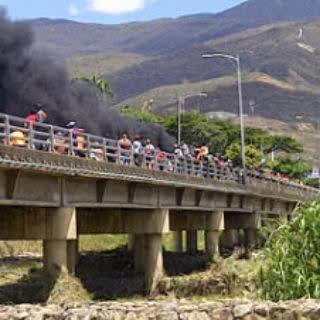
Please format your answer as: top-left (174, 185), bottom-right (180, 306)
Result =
top-left (0, 144), bottom-right (318, 294)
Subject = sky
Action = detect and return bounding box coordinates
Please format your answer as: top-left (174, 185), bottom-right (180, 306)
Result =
top-left (0, 0), bottom-right (246, 24)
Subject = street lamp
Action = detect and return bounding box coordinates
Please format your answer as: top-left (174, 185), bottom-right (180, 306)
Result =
top-left (202, 53), bottom-right (246, 183)
top-left (177, 92), bottom-right (208, 145)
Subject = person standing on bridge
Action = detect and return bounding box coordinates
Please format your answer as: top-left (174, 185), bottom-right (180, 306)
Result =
top-left (144, 138), bottom-right (156, 169)
top-left (133, 134), bottom-right (143, 166)
top-left (66, 121), bottom-right (86, 157)
top-left (26, 106), bottom-right (38, 123)
top-left (118, 133), bottom-right (132, 165)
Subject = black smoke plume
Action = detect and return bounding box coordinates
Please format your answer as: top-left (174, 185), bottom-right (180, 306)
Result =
top-left (0, 9), bottom-right (174, 151)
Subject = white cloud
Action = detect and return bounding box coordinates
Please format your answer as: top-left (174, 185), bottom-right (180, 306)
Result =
top-left (87, 0), bottom-right (153, 15)
top-left (68, 4), bottom-right (81, 16)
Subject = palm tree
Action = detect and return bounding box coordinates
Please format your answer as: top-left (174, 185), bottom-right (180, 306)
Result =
top-left (75, 74), bottom-right (114, 99)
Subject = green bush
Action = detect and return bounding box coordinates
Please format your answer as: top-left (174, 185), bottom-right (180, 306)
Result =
top-left (259, 202), bottom-right (320, 301)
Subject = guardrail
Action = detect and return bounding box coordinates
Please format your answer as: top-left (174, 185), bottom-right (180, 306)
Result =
top-left (0, 112), bottom-right (317, 196)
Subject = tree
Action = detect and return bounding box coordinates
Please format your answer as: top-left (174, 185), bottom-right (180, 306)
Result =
top-left (75, 74), bottom-right (114, 99)
top-left (121, 107), bottom-right (160, 123)
top-left (273, 158), bottom-right (312, 180)
top-left (118, 108), bottom-right (305, 172)
top-left (225, 143), bottom-right (261, 169)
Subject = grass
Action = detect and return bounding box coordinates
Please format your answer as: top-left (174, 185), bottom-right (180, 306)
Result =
top-left (0, 233), bottom-right (263, 304)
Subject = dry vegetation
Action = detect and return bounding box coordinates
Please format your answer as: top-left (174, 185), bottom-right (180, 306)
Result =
top-left (68, 53), bottom-right (149, 78)
top-left (242, 116), bottom-right (320, 166)
top-left (0, 234), bottom-right (261, 304)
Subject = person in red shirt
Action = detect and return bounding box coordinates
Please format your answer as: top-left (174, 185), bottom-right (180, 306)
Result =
top-left (26, 107), bottom-right (38, 123)
top-left (156, 148), bottom-right (166, 171)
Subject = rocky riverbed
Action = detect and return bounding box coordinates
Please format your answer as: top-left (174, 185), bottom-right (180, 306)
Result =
top-left (1, 300), bottom-right (320, 319)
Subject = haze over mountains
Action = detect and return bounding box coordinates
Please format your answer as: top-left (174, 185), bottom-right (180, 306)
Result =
top-left (30, 0), bottom-right (320, 123)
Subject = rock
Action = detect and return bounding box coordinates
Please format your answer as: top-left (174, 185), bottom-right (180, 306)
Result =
top-left (210, 307), bottom-right (233, 320)
top-left (254, 304), bottom-right (269, 317)
top-left (1, 300), bottom-right (320, 319)
top-left (156, 311), bottom-right (178, 320)
top-left (233, 303), bottom-right (253, 318)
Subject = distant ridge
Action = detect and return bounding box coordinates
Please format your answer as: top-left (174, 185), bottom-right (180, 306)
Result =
top-left (29, 0), bottom-right (320, 123)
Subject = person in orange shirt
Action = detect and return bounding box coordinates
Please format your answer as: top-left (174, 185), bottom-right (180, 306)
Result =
top-left (197, 143), bottom-right (209, 161)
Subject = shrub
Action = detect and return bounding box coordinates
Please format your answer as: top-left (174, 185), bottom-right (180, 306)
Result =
top-left (259, 202), bottom-right (320, 301)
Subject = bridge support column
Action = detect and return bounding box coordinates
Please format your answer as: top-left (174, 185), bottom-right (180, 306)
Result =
top-left (172, 231), bottom-right (183, 252)
top-left (134, 234), bottom-right (145, 273)
top-left (220, 230), bottom-right (239, 249)
top-left (205, 211), bottom-right (224, 262)
top-left (280, 213), bottom-right (289, 224)
top-left (186, 230), bottom-right (197, 254)
top-left (43, 240), bottom-right (77, 274)
top-left (43, 207), bottom-right (78, 275)
top-left (244, 229), bottom-right (256, 258)
top-left (128, 234), bottom-right (135, 251)
top-left (144, 233), bottom-right (163, 295)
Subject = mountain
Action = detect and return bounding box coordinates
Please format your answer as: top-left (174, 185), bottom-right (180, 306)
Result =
top-left (29, 0), bottom-right (320, 124)
top-left (220, 0), bottom-right (320, 22)
top-left (31, 0), bottom-right (320, 58)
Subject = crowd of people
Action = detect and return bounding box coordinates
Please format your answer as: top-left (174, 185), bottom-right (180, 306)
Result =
top-left (7, 106), bottom-right (237, 178)
top-left (5, 106), bottom-right (309, 186)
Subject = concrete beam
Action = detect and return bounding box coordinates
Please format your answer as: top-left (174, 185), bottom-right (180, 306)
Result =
top-left (242, 196), bottom-right (263, 211)
top-left (0, 170), bottom-right (61, 204)
top-left (45, 207), bottom-right (77, 240)
top-left (78, 208), bottom-right (169, 234)
top-left (0, 207), bottom-right (77, 240)
top-left (224, 212), bottom-right (261, 230)
top-left (170, 211), bottom-right (206, 231)
top-left (205, 211), bottom-right (224, 231)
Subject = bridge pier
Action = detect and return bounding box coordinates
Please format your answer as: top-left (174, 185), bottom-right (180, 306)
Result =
top-left (172, 231), bottom-right (183, 252)
top-left (127, 234), bottom-right (135, 251)
top-left (133, 234), bottom-right (145, 273)
top-left (77, 208), bottom-right (169, 294)
top-left (43, 239), bottom-right (78, 274)
top-left (186, 230), bottom-right (198, 254)
top-left (144, 233), bottom-right (163, 295)
top-left (43, 207), bottom-right (78, 275)
top-left (205, 211), bottom-right (224, 262)
top-left (222, 211), bottom-right (261, 257)
top-left (220, 230), bottom-right (239, 249)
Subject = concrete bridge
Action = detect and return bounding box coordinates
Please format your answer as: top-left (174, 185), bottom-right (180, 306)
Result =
top-left (0, 113), bottom-right (318, 294)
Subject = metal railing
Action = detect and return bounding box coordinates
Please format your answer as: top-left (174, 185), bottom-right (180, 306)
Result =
top-left (0, 112), bottom-right (317, 196)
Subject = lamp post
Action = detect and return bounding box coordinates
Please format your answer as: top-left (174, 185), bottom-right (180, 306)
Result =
top-left (202, 53), bottom-right (246, 183)
top-left (177, 92), bottom-right (207, 145)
